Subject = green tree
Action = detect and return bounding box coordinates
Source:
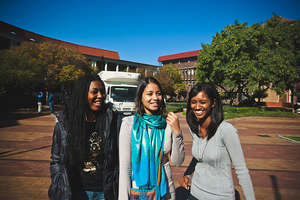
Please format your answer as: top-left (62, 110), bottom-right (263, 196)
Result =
top-left (197, 21), bottom-right (269, 104)
top-left (37, 42), bottom-right (92, 90)
top-left (0, 41), bottom-right (92, 94)
top-left (197, 15), bottom-right (300, 106)
top-left (262, 15), bottom-right (300, 106)
top-left (154, 64), bottom-right (186, 100)
top-left (0, 42), bottom-right (44, 93)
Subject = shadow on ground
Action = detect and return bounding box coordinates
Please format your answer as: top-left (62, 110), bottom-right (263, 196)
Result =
top-left (0, 105), bottom-right (63, 128)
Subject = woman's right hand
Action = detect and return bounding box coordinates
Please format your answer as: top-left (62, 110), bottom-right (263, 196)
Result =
top-left (166, 112), bottom-right (181, 135)
top-left (179, 176), bottom-right (190, 190)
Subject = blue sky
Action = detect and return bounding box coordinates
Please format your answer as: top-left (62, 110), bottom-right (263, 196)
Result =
top-left (0, 0), bottom-right (299, 65)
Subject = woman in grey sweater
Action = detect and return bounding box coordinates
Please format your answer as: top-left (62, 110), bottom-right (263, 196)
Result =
top-left (118, 77), bottom-right (185, 200)
top-left (181, 83), bottom-right (255, 200)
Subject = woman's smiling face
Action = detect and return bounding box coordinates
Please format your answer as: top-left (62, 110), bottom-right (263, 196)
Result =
top-left (87, 81), bottom-right (106, 112)
top-left (190, 91), bottom-right (213, 120)
top-left (142, 82), bottom-right (162, 115)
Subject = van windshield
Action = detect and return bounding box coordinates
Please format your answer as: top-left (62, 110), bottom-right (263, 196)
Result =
top-left (110, 86), bottom-right (137, 102)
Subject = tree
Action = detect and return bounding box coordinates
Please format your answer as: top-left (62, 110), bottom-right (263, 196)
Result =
top-left (36, 42), bottom-right (92, 90)
top-left (154, 64), bottom-right (186, 100)
top-left (0, 41), bottom-right (92, 94)
top-left (196, 15), bottom-right (300, 106)
top-left (196, 21), bottom-right (269, 105)
top-left (0, 42), bottom-right (44, 93)
top-left (262, 15), bottom-right (300, 106)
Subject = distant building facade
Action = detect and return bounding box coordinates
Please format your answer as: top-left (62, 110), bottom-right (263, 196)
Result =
top-left (158, 50), bottom-right (200, 89)
top-left (0, 21), bottom-right (159, 76)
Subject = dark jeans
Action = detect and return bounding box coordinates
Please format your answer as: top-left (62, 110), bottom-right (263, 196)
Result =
top-left (175, 186), bottom-right (190, 200)
top-left (49, 102), bottom-right (54, 113)
top-left (187, 193), bottom-right (198, 200)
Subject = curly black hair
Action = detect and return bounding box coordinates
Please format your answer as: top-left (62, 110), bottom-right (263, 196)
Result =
top-left (64, 74), bottom-right (106, 165)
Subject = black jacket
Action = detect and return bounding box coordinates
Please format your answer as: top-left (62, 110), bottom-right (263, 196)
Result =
top-left (48, 104), bottom-right (122, 200)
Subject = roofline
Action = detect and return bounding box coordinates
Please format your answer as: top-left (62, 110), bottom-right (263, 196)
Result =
top-left (158, 49), bottom-right (201, 62)
top-left (0, 20), bottom-right (120, 59)
top-left (90, 56), bottom-right (160, 68)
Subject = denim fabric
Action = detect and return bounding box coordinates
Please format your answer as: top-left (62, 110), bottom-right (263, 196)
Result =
top-left (85, 191), bottom-right (104, 200)
top-left (49, 102), bottom-right (54, 113)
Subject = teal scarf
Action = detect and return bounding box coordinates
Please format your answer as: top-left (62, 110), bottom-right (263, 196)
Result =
top-left (131, 113), bottom-right (167, 198)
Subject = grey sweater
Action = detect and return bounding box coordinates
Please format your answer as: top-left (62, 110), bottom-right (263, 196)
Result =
top-left (190, 121), bottom-right (255, 200)
top-left (118, 115), bottom-right (185, 200)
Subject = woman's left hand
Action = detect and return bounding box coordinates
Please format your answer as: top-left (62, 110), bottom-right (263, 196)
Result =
top-left (166, 112), bottom-right (181, 135)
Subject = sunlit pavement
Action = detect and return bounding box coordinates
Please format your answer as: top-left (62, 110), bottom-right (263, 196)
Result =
top-left (0, 112), bottom-right (299, 200)
top-left (172, 114), bottom-right (300, 200)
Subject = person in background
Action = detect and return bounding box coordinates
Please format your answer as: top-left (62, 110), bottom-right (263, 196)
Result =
top-left (48, 74), bottom-right (121, 200)
top-left (37, 91), bottom-right (43, 113)
top-left (118, 77), bottom-right (185, 200)
top-left (181, 82), bottom-right (255, 200)
top-left (48, 91), bottom-right (55, 114)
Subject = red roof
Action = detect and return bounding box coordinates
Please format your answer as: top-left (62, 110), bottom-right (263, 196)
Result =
top-left (158, 50), bottom-right (201, 62)
top-left (0, 21), bottom-right (120, 60)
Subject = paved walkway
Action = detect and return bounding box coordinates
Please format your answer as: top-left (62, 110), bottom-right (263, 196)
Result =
top-left (172, 114), bottom-right (300, 200)
top-left (0, 111), bottom-right (299, 200)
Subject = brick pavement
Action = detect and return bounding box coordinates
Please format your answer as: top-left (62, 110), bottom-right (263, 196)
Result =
top-left (171, 115), bottom-right (300, 200)
top-left (0, 112), bottom-right (299, 200)
top-left (0, 112), bottom-right (54, 200)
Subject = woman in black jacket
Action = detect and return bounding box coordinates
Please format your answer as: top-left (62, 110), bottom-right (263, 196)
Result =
top-left (48, 74), bottom-right (122, 200)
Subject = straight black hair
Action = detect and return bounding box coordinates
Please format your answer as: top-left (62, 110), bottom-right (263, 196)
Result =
top-left (135, 77), bottom-right (167, 116)
top-left (186, 83), bottom-right (224, 140)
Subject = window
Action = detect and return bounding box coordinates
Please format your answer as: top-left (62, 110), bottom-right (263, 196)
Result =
top-left (110, 86), bottom-right (137, 102)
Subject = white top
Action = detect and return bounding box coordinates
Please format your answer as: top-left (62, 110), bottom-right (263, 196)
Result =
top-left (118, 115), bottom-right (185, 200)
top-left (190, 121), bottom-right (256, 200)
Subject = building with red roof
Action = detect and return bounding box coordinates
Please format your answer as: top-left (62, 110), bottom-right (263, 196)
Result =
top-left (0, 21), bottom-right (158, 75)
top-left (0, 21), bottom-right (120, 59)
top-left (158, 50), bottom-right (201, 87)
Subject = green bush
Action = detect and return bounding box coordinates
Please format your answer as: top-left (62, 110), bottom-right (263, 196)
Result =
top-left (168, 103), bottom-right (298, 119)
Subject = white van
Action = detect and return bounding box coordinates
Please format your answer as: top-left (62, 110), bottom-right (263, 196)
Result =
top-left (98, 71), bottom-right (140, 115)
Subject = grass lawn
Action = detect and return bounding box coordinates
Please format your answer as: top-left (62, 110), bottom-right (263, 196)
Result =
top-left (166, 102), bottom-right (187, 113)
top-left (166, 102), bottom-right (298, 119)
top-left (223, 105), bottom-right (297, 119)
top-left (280, 135), bottom-right (300, 142)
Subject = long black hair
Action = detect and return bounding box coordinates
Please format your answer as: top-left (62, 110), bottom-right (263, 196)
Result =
top-left (186, 83), bottom-right (224, 140)
top-left (64, 74), bottom-right (106, 166)
top-left (135, 77), bottom-right (167, 116)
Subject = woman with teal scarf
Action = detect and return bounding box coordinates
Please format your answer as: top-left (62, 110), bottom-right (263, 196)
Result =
top-left (119, 77), bottom-right (185, 200)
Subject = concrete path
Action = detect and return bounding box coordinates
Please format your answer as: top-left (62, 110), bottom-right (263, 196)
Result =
top-left (0, 111), bottom-right (299, 200)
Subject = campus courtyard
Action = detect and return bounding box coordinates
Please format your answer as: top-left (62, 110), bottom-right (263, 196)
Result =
top-left (0, 111), bottom-right (299, 200)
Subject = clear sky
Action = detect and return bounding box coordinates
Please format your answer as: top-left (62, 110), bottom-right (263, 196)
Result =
top-left (0, 0), bottom-right (299, 66)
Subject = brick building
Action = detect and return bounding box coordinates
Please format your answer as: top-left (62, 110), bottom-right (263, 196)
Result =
top-left (0, 21), bottom-right (159, 75)
top-left (158, 50), bottom-right (200, 91)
